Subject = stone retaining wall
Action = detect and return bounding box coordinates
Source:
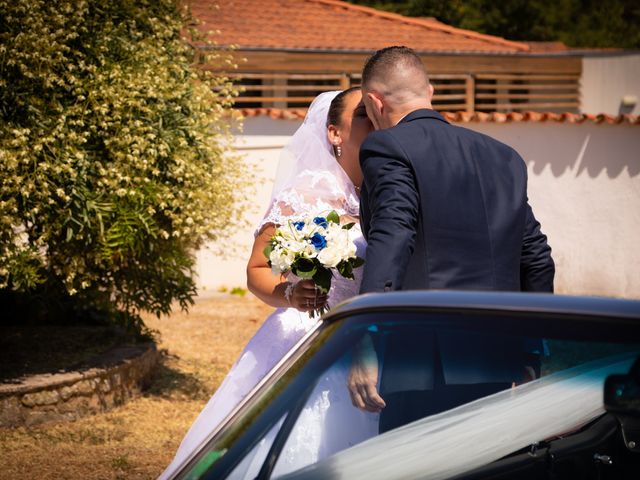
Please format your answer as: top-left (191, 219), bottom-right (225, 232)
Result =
top-left (0, 344), bottom-right (160, 428)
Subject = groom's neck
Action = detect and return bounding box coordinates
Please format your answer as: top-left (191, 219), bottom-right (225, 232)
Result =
top-left (388, 100), bottom-right (433, 127)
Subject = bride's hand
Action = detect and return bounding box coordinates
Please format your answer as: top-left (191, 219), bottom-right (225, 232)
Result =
top-left (288, 280), bottom-right (328, 313)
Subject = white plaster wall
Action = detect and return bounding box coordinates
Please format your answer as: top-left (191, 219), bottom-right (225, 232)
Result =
top-left (581, 53), bottom-right (640, 115)
top-left (464, 121), bottom-right (640, 298)
top-left (196, 117), bottom-right (640, 300)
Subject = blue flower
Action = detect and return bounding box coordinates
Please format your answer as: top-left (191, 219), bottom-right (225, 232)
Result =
top-left (293, 221), bottom-right (305, 231)
top-left (310, 232), bottom-right (327, 250)
top-left (313, 216), bottom-right (328, 229)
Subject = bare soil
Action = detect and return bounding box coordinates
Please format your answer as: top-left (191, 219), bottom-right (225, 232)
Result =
top-left (0, 294), bottom-right (272, 480)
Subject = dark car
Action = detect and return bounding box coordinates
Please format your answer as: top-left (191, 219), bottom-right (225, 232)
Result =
top-left (170, 291), bottom-right (640, 480)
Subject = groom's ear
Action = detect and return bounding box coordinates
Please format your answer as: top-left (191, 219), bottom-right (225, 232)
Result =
top-left (428, 82), bottom-right (435, 101)
top-left (366, 92), bottom-right (384, 116)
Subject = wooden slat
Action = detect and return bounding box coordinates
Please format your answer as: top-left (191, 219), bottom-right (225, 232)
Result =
top-left (432, 84), bottom-right (466, 89)
top-left (476, 93), bottom-right (580, 100)
top-left (475, 73), bottom-right (580, 81)
top-left (225, 72), bottom-right (348, 80)
top-left (237, 85), bottom-right (340, 92)
top-left (432, 83), bottom-right (467, 88)
top-left (429, 74), bottom-right (469, 81)
top-left (466, 75), bottom-right (475, 113)
top-left (432, 103), bottom-right (467, 110)
top-left (432, 94), bottom-right (468, 101)
top-left (475, 83), bottom-right (579, 91)
top-left (479, 102), bottom-right (580, 109)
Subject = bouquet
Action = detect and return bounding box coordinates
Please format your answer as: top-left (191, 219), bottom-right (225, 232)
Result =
top-left (264, 210), bottom-right (364, 317)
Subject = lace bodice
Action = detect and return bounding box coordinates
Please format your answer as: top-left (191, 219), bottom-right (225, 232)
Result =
top-left (256, 170), bottom-right (360, 236)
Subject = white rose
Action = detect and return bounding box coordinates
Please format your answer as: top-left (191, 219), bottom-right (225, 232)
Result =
top-left (317, 244), bottom-right (343, 268)
top-left (270, 248), bottom-right (294, 274)
top-left (326, 227), bottom-right (356, 261)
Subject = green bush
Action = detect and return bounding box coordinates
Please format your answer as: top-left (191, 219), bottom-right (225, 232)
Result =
top-left (0, 0), bottom-right (247, 332)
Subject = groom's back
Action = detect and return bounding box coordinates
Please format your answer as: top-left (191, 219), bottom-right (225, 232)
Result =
top-left (361, 108), bottom-right (528, 292)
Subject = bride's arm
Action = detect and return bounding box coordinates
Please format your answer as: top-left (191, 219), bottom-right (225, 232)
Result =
top-left (246, 225), bottom-right (327, 312)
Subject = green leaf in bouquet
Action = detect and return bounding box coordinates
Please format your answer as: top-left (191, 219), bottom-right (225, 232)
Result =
top-left (326, 210), bottom-right (340, 225)
top-left (313, 267), bottom-right (333, 293)
top-left (351, 256), bottom-right (365, 268)
top-left (342, 222), bottom-right (355, 230)
top-left (293, 258), bottom-right (317, 279)
top-left (336, 260), bottom-right (354, 280)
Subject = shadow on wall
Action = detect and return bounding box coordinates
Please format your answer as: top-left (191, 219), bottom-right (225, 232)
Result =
top-left (523, 124), bottom-right (639, 179)
top-left (466, 122), bottom-right (640, 180)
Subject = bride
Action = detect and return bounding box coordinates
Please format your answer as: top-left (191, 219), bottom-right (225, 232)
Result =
top-left (160, 89), bottom-right (377, 479)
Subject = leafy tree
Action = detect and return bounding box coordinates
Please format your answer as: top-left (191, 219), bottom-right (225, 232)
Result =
top-left (0, 0), bottom-right (247, 332)
top-left (349, 0), bottom-right (640, 48)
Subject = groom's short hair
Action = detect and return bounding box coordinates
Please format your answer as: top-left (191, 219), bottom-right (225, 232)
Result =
top-left (362, 46), bottom-right (430, 101)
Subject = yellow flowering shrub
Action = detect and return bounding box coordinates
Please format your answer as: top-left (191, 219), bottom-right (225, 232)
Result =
top-left (0, 0), bottom-right (246, 330)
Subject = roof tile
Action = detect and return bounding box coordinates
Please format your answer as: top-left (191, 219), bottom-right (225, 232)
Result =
top-left (239, 108), bottom-right (640, 125)
top-left (189, 0), bottom-right (530, 54)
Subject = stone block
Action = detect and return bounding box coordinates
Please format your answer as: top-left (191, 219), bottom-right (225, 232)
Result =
top-left (60, 386), bottom-right (73, 400)
top-left (21, 389), bottom-right (60, 407)
top-left (0, 397), bottom-right (24, 428)
top-left (73, 379), bottom-right (95, 395)
top-left (100, 378), bottom-right (111, 393)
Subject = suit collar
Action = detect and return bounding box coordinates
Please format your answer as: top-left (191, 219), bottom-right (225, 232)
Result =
top-left (397, 109), bottom-right (449, 125)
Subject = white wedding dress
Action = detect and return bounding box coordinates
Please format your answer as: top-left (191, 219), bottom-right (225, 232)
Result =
top-left (159, 91), bottom-right (379, 479)
top-left (159, 226), bottom-right (378, 480)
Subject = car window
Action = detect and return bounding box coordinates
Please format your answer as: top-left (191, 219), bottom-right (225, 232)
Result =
top-left (271, 349), bottom-right (380, 477)
top-left (227, 415), bottom-right (285, 480)
top-left (182, 312), bottom-right (640, 480)
top-left (288, 350), bottom-right (638, 480)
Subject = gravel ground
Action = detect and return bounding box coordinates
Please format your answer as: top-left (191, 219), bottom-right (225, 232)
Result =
top-left (0, 294), bottom-right (272, 480)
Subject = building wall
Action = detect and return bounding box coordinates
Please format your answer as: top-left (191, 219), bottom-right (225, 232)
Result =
top-left (581, 53), bottom-right (640, 115)
top-left (465, 121), bottom-right (640, 299)
top-left (194, 121), bottom-right (299, 296)
top-left (196, 117), bottom-right (640, 300)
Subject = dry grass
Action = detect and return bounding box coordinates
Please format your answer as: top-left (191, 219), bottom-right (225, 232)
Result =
top-left (0, 294), bottom-right (273, 480)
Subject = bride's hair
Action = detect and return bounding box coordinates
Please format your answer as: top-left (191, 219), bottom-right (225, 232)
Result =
top-left (326, 86), bottom-right (361, 127)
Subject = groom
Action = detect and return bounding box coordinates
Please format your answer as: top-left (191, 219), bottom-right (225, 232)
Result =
top-left (354, 46), bottom-right (555, 431)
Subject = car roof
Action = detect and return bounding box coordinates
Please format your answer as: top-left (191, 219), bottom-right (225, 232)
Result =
top-left (327, 291), bottom-right (640, 322)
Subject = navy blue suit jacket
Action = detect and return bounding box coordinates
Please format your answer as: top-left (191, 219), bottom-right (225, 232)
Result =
top-left (359, 109), bottom-right (555, 295)
top-left (359, 110), bottom-right (554, 392)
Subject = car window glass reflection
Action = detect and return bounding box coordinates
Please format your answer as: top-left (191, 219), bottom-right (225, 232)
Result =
top-left (272, 321), bottom-right (640, 477)
top-left (227, 415), bottom-right (285, 480)
top-left (271, 350), bottom-right (379, 477)
top-left (184, 312), bottom-right (640, 479)
top-left (293, 351), bottom-right (638, 480)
